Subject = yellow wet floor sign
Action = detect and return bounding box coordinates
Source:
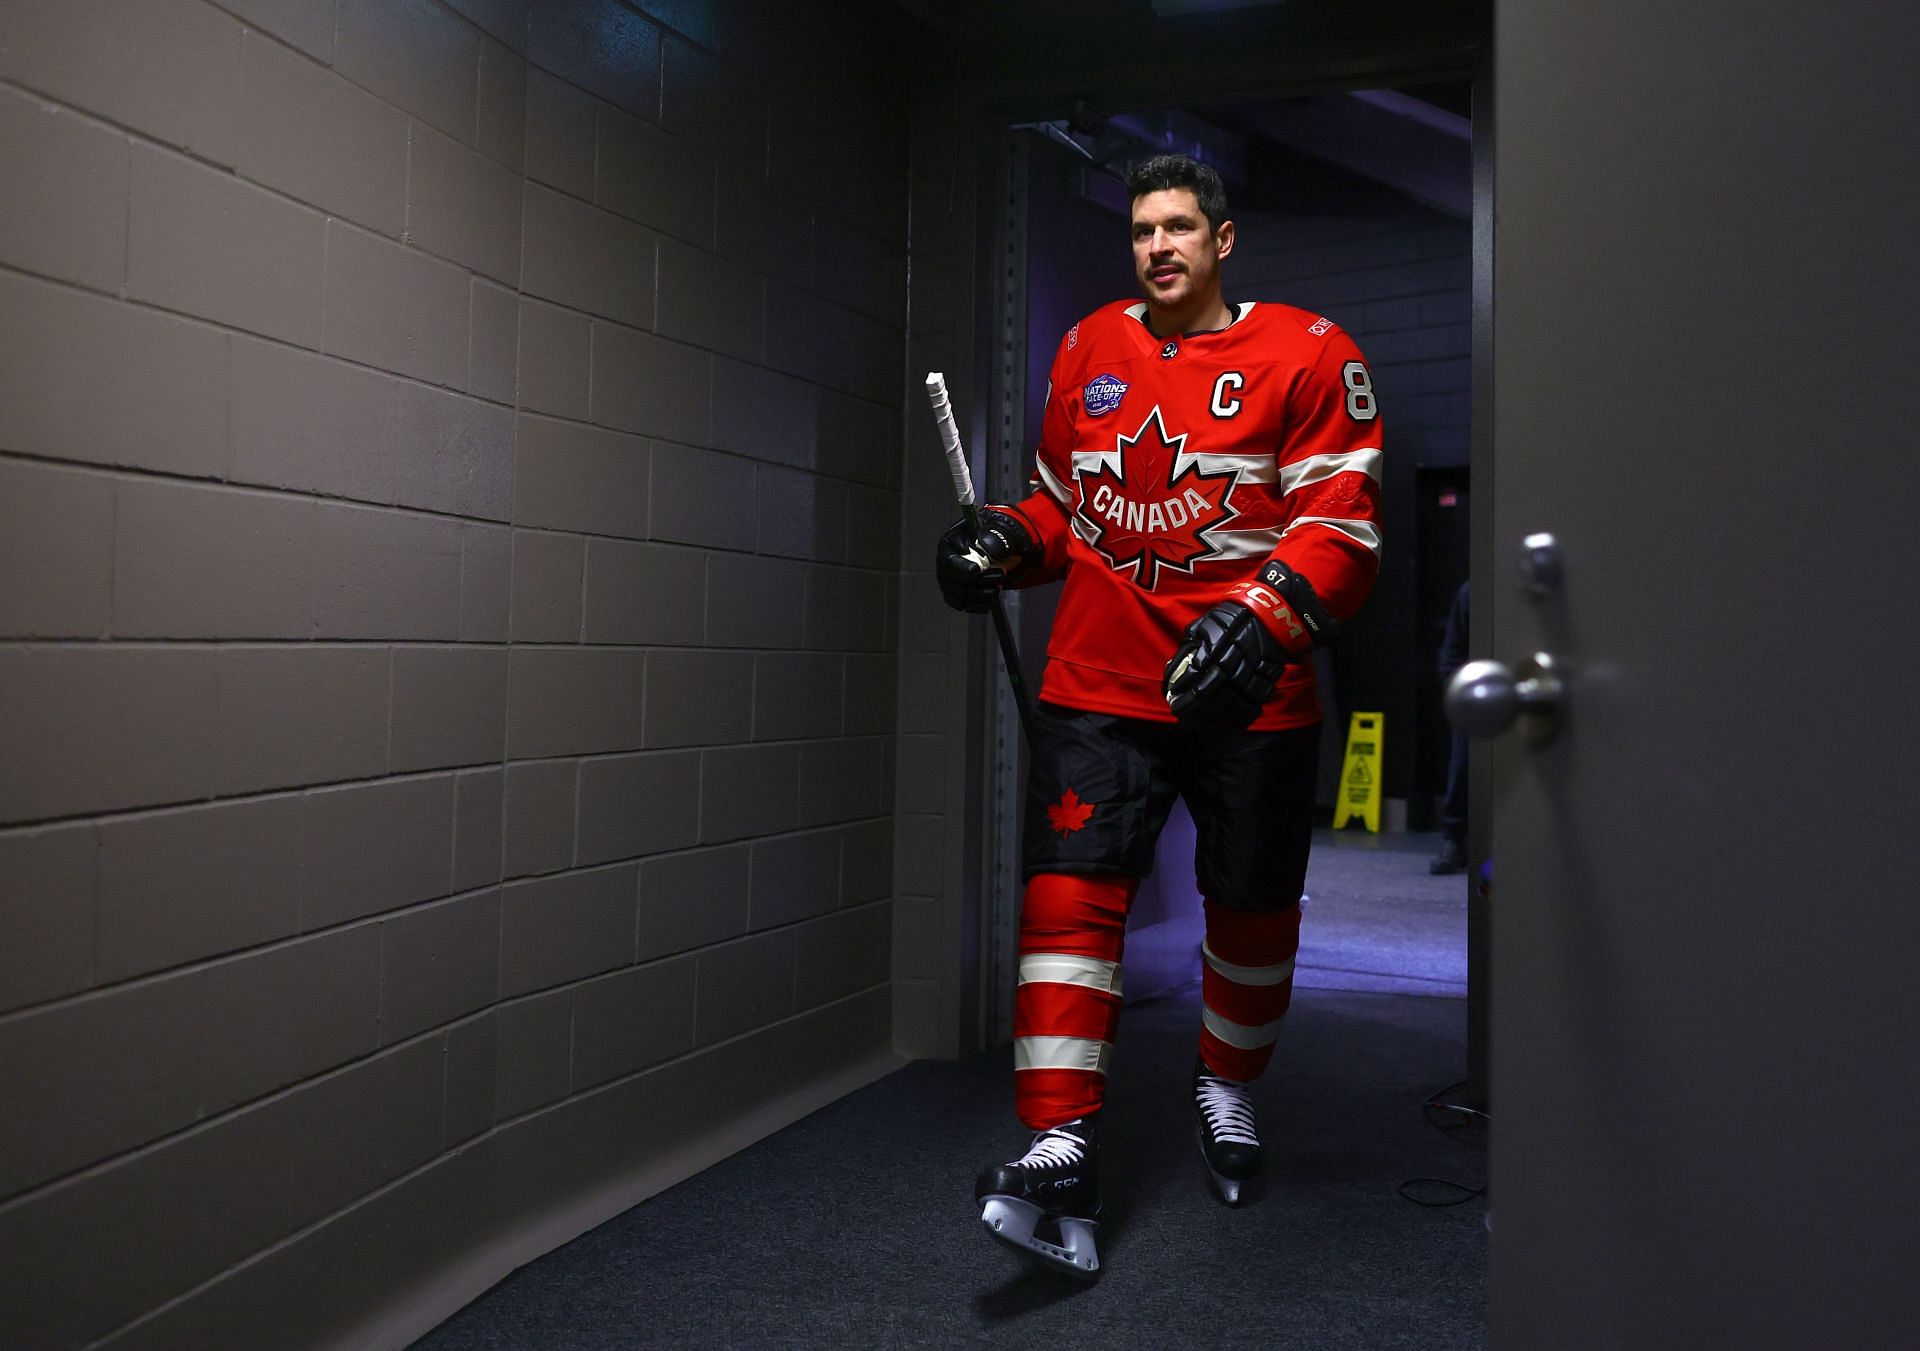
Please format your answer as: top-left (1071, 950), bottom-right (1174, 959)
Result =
top-left (1332, 711), bottom-right (1383, 832)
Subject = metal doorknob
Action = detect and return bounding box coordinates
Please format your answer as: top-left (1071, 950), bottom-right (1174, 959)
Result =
top-left (1446, 653), bottom-right (1566, 747)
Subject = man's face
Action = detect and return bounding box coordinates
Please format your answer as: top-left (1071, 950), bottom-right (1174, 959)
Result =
top-left (1131, 187), bottom-right (1233, 314)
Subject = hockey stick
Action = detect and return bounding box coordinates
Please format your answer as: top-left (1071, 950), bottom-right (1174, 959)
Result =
top-left (925, 372), bottom-right (1036, 742)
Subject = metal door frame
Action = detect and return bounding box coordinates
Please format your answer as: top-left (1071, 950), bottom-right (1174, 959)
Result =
top-left (979, 131), bottom-right (1033, 1050)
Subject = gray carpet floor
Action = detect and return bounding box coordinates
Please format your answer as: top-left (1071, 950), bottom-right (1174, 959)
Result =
top-left (1297, 828), bottom-right (1470, 998)
top-left (415, 831), bottom-right (1486, 1349)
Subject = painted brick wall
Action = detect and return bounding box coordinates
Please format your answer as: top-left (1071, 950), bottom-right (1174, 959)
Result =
top-left (0, 1), bottom-right (924, 1343)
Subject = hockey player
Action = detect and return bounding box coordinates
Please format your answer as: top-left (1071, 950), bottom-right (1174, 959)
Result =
top-left (938, 154), bottom-right (1382, 1277)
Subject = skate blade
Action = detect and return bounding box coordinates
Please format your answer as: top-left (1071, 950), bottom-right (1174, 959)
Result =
top-left (1196, 1127), bottom-right (1252, 1207)
top-left (979, 1196), bottom-right (1100, 1280)
top-left (1206, 1168), bottom-right (1245, 1207)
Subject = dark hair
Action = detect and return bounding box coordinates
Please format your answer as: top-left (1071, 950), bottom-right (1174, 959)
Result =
top-left (1125, 154), bottom-right (1229, 232)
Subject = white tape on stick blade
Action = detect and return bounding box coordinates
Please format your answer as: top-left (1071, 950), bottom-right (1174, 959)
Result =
top-left (924, 372), bottom-right (976, 507)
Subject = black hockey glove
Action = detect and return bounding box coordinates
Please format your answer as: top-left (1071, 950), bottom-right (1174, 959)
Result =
top-left (1163, 601), bottom-right (1287, 734)
top-left (935, 508), bottom-right (1033, 613)
top-left (1164, 559), bottom-right (1339, 733)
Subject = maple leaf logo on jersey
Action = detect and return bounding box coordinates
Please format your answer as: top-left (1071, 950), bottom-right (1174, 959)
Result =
top-left (1047, 788), bottom-right (1096, 836)
top-left (1074, 406), bottom-right (1241, 589)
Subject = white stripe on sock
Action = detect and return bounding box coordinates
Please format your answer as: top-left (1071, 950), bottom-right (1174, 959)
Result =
top-left (1202, 942), bottom-right (1296, 987)
top-left (1015, 1035), bottom-right (1114, 1074)
top-left (1202, 1006), bottom-right (1287, 1051)
top-left (1019, 953), bottom-right (1124, 997)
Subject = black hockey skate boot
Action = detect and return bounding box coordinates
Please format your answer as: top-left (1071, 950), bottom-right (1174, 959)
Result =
top-left (1194, 1059), bottom-right (1261, 1206)
top-left (974, 1117), bottom-right (1102, 1279)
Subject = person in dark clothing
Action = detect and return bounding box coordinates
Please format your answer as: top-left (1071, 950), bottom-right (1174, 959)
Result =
top-left (1432, 581), bottom-right (1470, 874)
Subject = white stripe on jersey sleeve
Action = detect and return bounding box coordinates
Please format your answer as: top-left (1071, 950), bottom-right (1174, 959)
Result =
top-left (1279, 447), bottom-right (1382, 494)
top-left (1172, 448), bottom-right (1279, 483)
top-left (1069, 446), bottom-right (1124, 477)
top-left (1035, 457), bottom-right (1072, 505)
top-left (1280, 516), bottom-right (1382, 556)
top-left (1201, 526), bottom-right (1286, 559)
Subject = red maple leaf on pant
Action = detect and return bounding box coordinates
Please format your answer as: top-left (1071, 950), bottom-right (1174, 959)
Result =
top-left (1047, 788), bottom-right (1096, 835)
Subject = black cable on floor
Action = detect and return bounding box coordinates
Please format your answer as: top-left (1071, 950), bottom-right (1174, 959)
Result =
top-left (1398, 1080), bottom-right (1488, 1208)
top-left (1422, 1079), bottom-right (1489, 1142)
top-left (1397, 1176), bottom-right (1487, 1207)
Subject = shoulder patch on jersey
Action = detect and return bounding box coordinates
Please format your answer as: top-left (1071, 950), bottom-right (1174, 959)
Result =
top-left (1083, 374), bottom-right (1128, 417)
top-left (1308, 316), bottom-right (1334, 336)
top-left (1067, 323), bottom-right (1079, 350)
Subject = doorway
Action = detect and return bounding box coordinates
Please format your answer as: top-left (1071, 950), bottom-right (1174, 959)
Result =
top-left (982, 85), bottom-right (1480, 1032)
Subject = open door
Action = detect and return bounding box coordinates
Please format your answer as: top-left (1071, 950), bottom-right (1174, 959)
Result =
top-left (1487, 3), bottom-right (1920, 1343)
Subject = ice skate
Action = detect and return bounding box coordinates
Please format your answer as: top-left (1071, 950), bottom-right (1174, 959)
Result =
top-left (1194, 1060), bottom-right (1261, 1206)
top-left (973, 1118), bottom-right (1101, 1279)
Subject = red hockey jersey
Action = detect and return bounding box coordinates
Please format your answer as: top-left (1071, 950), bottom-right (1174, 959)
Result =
top-left (999, 298), bottom-right (1383, 729)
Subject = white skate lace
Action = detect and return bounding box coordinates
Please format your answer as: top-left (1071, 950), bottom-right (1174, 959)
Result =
top-left (1014, 1128), bottom-right (1086, 1169)
top-left (1196, 1076), bottom-right (1259, 1146)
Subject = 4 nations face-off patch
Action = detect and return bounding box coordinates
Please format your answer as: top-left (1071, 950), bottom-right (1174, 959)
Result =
top-left (1083, 374), bottom-right (1128, 417)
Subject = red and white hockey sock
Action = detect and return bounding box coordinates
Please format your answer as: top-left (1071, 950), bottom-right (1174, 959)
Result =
top-left (1013, 872), bottom-right (1136, 1129)
top-left (1198, 899), bottom-right (1302, 1082)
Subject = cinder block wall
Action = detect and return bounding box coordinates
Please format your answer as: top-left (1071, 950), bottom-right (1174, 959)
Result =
top-left (0, 1), bottom-right (930, 1344)
top-left (888, 76), bottom-right (984, 1061)
top-left (1234, 201), bottom-right (1470, 463)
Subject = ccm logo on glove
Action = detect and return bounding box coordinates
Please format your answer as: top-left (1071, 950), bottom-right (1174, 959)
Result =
top-left (1222, 559), bottom-right (1333, 659)
top-left (1233, 584), bottom-right (1303, 644)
